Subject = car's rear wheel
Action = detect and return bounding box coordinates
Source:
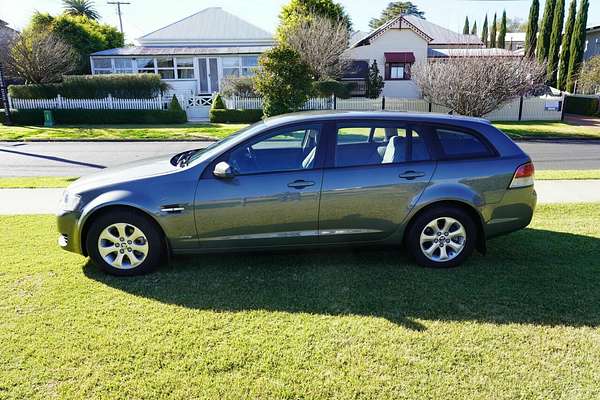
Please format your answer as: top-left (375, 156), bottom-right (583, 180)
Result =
top-left (86, 210), bottom-right (163, 276)
top-left (406, 206), bottom-right (477, 268)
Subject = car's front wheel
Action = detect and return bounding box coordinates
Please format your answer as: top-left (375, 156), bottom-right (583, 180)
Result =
top-left (406, 206), bottom-right (477, 268)
top-left (86, 210), bottom-right (164, 276)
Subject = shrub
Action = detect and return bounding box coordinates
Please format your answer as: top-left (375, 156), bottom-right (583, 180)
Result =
top-left (209, 109), bottom-right (263, 124)
top-left (168, 95), bottom-right (184, 112)
top-left (8, 74), bottom-right (167, 99)
top-left (312, 80), bottom-right (354, 99)
top-left (211, 93), bottom-right (227, 110)
top-left (220, 76), bottom-right (257, 97)
top-left (564, 95), bottom-right (599, 115)
top-left (2, 109), bottom-right (187, 125)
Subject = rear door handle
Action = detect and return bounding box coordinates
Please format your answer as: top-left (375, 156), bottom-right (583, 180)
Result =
top-left (288, 180), bottom-right (315, 189)
top-left (399, 170), bottom-right (426, 180)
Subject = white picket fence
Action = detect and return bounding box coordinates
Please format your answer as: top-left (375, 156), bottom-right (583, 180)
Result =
top-left (224, 95), bottom-right (564, 122)
top-left (9, 94), bottom-right (163, 110)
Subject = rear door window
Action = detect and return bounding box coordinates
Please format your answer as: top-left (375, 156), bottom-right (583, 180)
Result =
top-left (436, 128), bottom-right (493, 159)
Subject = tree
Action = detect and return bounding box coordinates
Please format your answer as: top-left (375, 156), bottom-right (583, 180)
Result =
top-left (506, 17), bottom-right (528, 32)
top-left (254, 46), bottom-right (313, 116)
top-left (29, 12), bottom-right (123, 74)
top-left (578, 56), bottom-right (600, 94)
top-left (481, 15), bottom-right (489, 47)
top-left (490, 13), bottom-right (497, 48)
top-left (284, 13), bottom-right (350, 79)
top-left (498, 11), bottom-right (507, 49)
top-left (368, 2), bottom-right (425, 30)
top-left (277, 0), bottom-right (351, 42)
top-left (558, 0), bottom-right (577, 91)
top-left (4, 30), bottom-right (77, 83)
top-left (463, 17), bottom-right (470, 35)
top-left (62, 0), bottom-right (100, 20)
top-left (536, 0), bottom-right (556, 62)
top-left (471, 21), bottom-right (477, 35)
top-left (525, 0), bottom-right (540, 58)
top-left (413, 55), bottom-right (546, 117)
top-left (547, 0), bottom-right (565, 86)
top-left (567, 0), bottom-right (590, 92)
top-left (365, 60), bottom-right (384, 99)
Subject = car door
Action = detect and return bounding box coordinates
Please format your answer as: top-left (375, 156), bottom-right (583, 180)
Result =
top-left (193, 123), bottom-right (325, 249)
top-left (318, 120), bottom-right (437, 244)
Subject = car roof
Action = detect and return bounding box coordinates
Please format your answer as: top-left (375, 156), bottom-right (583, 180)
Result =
top-left (262, 110), bottom-right (492, 128)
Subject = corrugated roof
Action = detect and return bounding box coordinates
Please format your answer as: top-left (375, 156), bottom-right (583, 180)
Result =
top-left (428, 48), bottom-right (521, 58)
top-left (403, 15), bottom-right (482, 45)
top-left (91, 46), bottom-right (271, 56)
top-left (138, 7), bottom-right (274, 45)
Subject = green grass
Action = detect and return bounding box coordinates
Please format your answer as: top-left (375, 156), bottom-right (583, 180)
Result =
top-left (1, 204), bottom-right (600, 399)
top-left (0, 123), bottom-right (247, 141)
top-left (536, 169), bottom-right (600, 180)
top-left (494, 121), bottom-right (600, 139)
top-left (0, 176), bottom-right (78, 188)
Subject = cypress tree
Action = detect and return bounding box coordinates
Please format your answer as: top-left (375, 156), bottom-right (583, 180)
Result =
top-left (471, 21), bottom-right (477, 35)
top-left (547, 0), bottom-right (565, 86)
top-left (490, 13), bottom-right (498, 48)
top-left (481, 15), bottom-right (489, 47)
top-left (463, 16), bottom-right (470, 35)
top-left (525, 0), bottom-right (540, 58)
top-left (498, 10), bottom-right (507, 49)
top-left (537, 0), bottom-right (557, 62)
top-left (558, 0), bottom-right (577, 91)
top-left (567, 0), bottom-right (589, 92)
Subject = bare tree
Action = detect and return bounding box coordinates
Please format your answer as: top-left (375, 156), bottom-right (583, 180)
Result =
top-left (284, 13), bottom-right (351, 80)
top-left (577, 56), bottom-right (600, 94)
top-left (3, 30), bottom-right (78, 84)
top-left (413, 55), bottom-right (546, 117)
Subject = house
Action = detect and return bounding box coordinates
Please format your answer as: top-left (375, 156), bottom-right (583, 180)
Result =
top-left (0, 19), bottom-right (18, 57)
top-left (584, 25), bottom-right (600, 60)
top-left (504, 32), bottom-right (526, 52)
top-left (90, 7), bottom-right (274, 97)
top-left (345, 14), bottom-right (488, 98)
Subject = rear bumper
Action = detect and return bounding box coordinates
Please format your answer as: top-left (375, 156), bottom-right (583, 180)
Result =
top-left (483, 185), bottom-right (537, 238)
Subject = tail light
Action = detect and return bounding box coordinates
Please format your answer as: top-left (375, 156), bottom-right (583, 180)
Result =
top-left (509, 162), bottom-right (535, 189)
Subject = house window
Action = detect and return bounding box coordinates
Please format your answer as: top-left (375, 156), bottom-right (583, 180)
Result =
top-left (241, 56), bottom-right (259, 76)
top-left (385, 62), bottom-right (411, 80)
top-left (114, 58), bottom-right (134, 74)
top-left (222, 57), bottom-right (241, 77)
top-left (156, 57), bottom-right (175, 79)
top-left (92, 58), bottom-right (112, 74)
top-left (137, 58), bottom-right (156, 74)
top-left (223, 56), bottom-right (260, 77)
top-left (176, 58), bottom-right (195, 79)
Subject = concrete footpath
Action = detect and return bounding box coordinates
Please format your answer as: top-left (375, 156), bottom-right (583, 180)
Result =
top-left (1, 180), bottom-right (599, 215)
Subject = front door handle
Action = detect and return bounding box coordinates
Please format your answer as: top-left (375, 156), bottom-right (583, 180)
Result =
top-left (399, 170), bottom-right (426, 180)
top-left (288, 180), bottom-right (315, 189)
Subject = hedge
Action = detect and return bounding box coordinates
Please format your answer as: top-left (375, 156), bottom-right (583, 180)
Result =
top-left (312, 80), bottom-right (354, 99)
top-left (209, 109), bottom-right (263, 123)
top-left (1, 109), bottom-right (186, 125)
top-left (8, 74), bottom-right (167, 99)
top-left (564, 95), bottom-right (599, 116)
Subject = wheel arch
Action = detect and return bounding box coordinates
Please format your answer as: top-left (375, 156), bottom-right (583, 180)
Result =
top-left (404, 200), bottom-right (487, 254)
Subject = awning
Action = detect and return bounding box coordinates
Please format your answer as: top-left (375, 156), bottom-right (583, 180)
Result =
top-left (384, 52), bottom-right (415, 63)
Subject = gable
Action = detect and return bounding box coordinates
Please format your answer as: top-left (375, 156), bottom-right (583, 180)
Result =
top-left (138, 7), bottom-right (274, 46)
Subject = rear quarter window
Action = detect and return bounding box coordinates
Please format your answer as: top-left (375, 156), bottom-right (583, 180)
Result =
top-left (436, 128), bottom-right (493, 158)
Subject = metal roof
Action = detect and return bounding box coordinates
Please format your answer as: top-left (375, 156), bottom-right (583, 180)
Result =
top-left (91, 46), bottom-right (271, 57)
top-left (428, 48), bottom-right (522, 58)
top-left (137, 7), bottom-right (274, 46)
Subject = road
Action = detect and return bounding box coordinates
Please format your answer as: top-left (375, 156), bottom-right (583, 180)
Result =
top-left (1, 140), bottom-right (600, 176)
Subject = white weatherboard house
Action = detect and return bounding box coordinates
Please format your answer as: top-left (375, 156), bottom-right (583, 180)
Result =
top-left (90, 7), bottom-right (274, 118)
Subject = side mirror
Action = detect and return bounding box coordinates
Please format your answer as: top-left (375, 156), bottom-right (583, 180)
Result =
top-left (213, 161), bottom-right (234, 179)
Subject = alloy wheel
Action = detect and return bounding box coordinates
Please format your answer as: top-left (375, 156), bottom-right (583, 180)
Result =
top-left (97, 223), bottom-right (149, 269)
top-left (419, 217), bottom-right (467, 262)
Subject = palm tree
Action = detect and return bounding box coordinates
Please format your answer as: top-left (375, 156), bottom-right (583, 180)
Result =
top-left (63, 0), bottom-right (100, 20)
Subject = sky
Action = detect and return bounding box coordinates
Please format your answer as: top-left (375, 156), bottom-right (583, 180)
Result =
top-left (1, 0), bottom-right (599, 43)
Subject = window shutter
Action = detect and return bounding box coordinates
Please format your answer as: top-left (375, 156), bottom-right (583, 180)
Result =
top-left (405, 63), bottom-right (412, 80)
top-left (384, 63), bottom-right (391, 80)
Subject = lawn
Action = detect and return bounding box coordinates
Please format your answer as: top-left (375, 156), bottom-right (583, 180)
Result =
top-left (535, 169), bottom-right (600, 180)
top-left (0, 123), bottom-right (246, 141)
top-left (1, 204), bottom-right (600, 399)
top-left (494, 121), bottom-right (600, 139)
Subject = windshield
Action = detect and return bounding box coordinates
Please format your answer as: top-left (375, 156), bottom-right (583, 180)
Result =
top-left (186, 121), bottom-right (266, 165)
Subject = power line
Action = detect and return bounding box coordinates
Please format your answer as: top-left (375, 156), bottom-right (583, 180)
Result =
top-left (107, 1), bottom-right (131, 35)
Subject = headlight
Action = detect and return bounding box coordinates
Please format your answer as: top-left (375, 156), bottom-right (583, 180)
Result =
top-left (58, 191), bottom-right (81, 212)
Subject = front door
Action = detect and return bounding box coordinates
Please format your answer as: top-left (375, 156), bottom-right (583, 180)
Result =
top-left (197, 57), bottom-right (219, 94)
top-left (194, 124), bottom-right (325, 249)
top-left (318, 121), bottom-right (436, 243)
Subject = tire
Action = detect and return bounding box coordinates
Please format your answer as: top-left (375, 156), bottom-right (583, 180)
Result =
top-left (406, 205), bottom-right (477, 268)
top-left (86, 209), bottom-right (164, 276)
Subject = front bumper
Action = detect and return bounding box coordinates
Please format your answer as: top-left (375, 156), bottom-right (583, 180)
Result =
top-left (57, 210), bottom-right (84, 255)
top-left (483, 185), bottom-right (537, 238)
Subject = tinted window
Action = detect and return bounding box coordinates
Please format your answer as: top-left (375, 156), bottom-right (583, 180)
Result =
top-left (437, 129), bottom-right (492, 158)
top-left (228, 126), bottom-right (320, 175)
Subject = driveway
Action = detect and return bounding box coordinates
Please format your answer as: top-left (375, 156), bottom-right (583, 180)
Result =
top-left (1, 140), bottom-right (600, 177)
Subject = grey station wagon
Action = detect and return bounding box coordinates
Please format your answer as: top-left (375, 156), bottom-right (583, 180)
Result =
top-left (57, 111), bottom-right (537, 275)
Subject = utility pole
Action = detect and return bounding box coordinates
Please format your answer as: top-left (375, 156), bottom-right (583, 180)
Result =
top-left (107, 1), bottom-right (131, 34)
